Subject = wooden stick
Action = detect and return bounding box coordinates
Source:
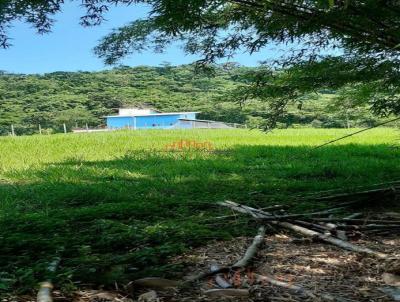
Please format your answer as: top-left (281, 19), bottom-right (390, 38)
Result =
top-left (293, 220), bottom-right (331, 232)
top-left (219, 201), bottom-right (267, 218)
top-left (219, 201), bottom-right (347, 221)
top-left (204, 205), bottom-right (286, 221)
top-left (233, 226), bottom-right (265, 268)
top-left (185, 226), bottom-right (266, 283)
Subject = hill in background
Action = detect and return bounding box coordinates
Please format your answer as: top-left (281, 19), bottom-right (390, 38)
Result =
top-left (0, 64), bottom-right (385, 135)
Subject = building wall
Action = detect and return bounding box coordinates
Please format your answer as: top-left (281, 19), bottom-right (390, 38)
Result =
top-left (107, 113), bottom-right (197, 129)
top-left (174, 120), bottom-right (232, 129)
top-left (107, 116), bottom-right (134, 129)
top-left (136, 114), bottom-right (181, 129)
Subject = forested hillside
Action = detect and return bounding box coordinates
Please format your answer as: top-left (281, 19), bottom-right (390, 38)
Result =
top-left (0, 64), bottom-right (383, 135)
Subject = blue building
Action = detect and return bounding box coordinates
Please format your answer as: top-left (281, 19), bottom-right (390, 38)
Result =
top-left (105, 108), bottom-right (198, 130)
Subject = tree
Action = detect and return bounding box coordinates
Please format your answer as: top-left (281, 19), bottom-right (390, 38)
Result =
top-left (1, 0), bottom-right (400, 126)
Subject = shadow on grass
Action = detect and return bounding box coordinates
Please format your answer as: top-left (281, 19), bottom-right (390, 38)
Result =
top-left (0, 144), bottom-right (399, 292)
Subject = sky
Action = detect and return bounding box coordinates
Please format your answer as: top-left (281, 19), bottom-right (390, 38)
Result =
top-left (0, 2), bottom-right (285, 74)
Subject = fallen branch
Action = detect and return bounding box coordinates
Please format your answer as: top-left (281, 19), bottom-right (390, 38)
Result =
top-left (233, 226), bottom-right (265, 268)
top-left (186, 226), bottom-right (266, 283)
top-left (219, 201), bottom-right (392, 259)
top-left (204, 205), bottom-right (287, 222)
top-left (219, 201), bottom-right (349, 221)
top-left (293, 220), bottom-right (332, 232)
top-left (276, 221), bottom-right (390, 259)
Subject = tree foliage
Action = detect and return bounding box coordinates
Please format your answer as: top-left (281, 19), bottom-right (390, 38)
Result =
top-left (0, 65), bottom-right (386, 135)
top-left (1, 1), bottom-right (400, 126)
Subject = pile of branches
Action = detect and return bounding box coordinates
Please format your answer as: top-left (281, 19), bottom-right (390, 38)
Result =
top-left (218, 200), bottom-right (399, 259)
top-left (126, 194), bottom-right (400, 301)
top-left (37, 185), bottom-right (400, 302)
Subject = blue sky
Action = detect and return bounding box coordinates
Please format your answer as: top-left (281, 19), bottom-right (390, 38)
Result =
top-left (0, 2), bottom-right (286, 74)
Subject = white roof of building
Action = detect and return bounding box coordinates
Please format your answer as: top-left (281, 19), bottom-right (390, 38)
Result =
top-left (105, 112), bottom-right (199, 118)
top-left (118, 108), bottom-right (161, 115)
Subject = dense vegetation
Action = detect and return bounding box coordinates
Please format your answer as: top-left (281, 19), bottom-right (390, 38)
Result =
top-left (0, 128), bottom-right (398, 293)
top-left (0, 64), bottom-right (388, 136)
top-left (3, 1), bottom-right (400, 123)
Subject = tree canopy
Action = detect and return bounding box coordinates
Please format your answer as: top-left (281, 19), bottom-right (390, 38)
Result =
top-left (0, 65), bottom-right (387, 135)
top-left (1, 1), bottom-right (400, 126)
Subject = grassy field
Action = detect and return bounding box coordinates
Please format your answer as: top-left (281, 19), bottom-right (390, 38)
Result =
top-left (0, 128), bottom-right (399, 293)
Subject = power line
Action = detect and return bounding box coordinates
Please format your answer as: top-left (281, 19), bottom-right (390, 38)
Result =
top-left (313, 116), bottom-right (400, 150)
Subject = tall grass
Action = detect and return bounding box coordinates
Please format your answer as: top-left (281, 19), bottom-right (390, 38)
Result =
top-left (0, 128), bottom-right (398, 293)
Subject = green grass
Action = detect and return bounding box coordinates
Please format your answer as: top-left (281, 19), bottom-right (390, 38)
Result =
top-left (0, 128), bottom-right (399, 293)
